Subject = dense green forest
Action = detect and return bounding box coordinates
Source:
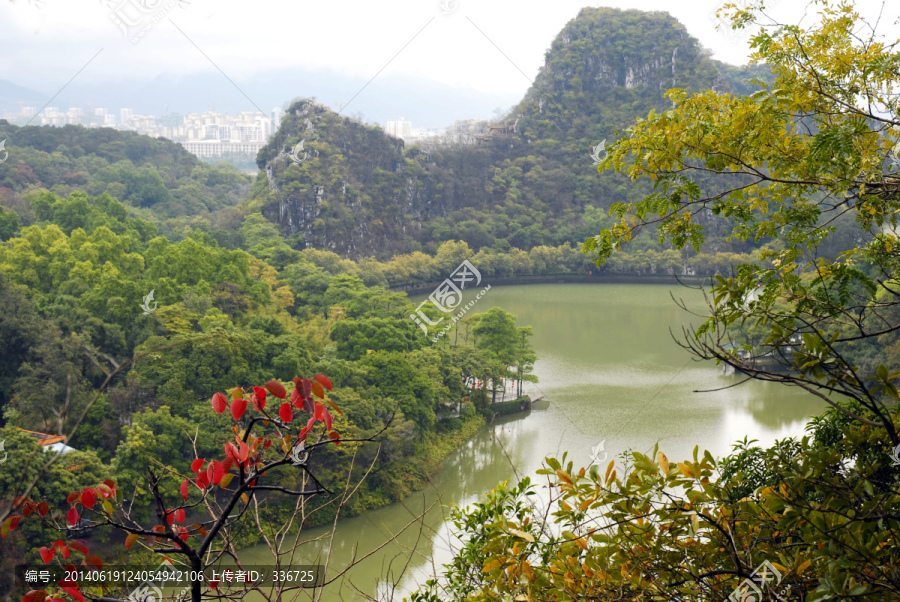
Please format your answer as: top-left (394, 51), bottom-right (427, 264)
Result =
top-left (0, 122), bottom-right (251, 234)
top-left (0, 186), bottom-right (538, 592)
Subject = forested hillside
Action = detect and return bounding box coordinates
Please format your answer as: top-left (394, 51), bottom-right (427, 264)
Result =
top-left (254, 7), bottom-right (772, 261)
top-left (0, 187), bottom-right (537, 590)
top-left (0, 122), bottom-right (251, 232)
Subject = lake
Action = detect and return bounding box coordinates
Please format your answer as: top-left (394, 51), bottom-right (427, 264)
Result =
top-left (241, 283), bottom-right (823, 599)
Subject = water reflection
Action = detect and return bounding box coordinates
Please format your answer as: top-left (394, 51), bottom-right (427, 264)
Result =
top-left (241, 284), bottom-right (824, 600)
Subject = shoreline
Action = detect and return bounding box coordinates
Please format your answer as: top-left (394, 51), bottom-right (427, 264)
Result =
top-left (390, 272), bottom-right (710, 295)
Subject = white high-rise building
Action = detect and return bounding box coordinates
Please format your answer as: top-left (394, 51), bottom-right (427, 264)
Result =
top-left (120, 108), bottom-right (134, 124)
top-left (271, 107), bottom-right (285, 133)
top-left (385, 117), bottom-right (413, 140)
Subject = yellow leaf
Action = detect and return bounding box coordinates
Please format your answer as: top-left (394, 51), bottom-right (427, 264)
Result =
top-left (483, 559), bottom-right (503, 573)
top-left (677, 463), bottom-right (695, 479)
top-left (240, 493), bottom-right (249, 504)
top-left (509, 529), bottom-right (534, 543)
top-left (797, 559), bottom-right (811, 574)
top-left (102, 501), bottom-right (114, 514)
top-left (605, 460), bottom-right (615, 483)
top-left (657, 452), bottom-right (670, 476)
top-left (772, 562), bottom-right (788, 573)
top-left (574, 538), bottom-right (588, 550)
top-left (220, 474), bottom-right (234, 488)
top-left (556, 469), bottom-right (572, 484)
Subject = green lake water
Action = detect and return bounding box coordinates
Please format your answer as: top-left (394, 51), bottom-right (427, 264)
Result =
top-left (241, 283), bottom-right (823, 600)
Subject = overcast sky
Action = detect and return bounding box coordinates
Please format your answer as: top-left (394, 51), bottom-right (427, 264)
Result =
top-left (1, 0), bottom-right (897, 118)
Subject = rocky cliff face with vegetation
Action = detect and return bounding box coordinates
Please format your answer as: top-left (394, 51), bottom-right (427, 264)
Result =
top-left (254, 7), bottom-right (768, 261)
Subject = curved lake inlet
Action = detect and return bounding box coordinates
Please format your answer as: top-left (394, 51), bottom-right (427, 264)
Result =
top-left (242, 283), bottom-right (823, 598)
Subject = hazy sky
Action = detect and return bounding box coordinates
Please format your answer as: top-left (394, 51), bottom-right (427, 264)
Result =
top-left (1, 0), bottom-right (897, 113)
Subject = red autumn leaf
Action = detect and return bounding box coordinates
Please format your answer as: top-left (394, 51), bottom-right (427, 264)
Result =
top-left (298, 416), bottom-right (316, 440)
top-left (103, 479), bottom-right (116, 490)
top-left (208, 460), bottom-right (224, 485)
top-left (166, 511), bottom-right (174, 526)
top-left (222, 455), bottom-right (233, 474)
top-left (23, 503), bottom-right (35, 517)
top-left (224, 442), bottom-right (238, 461)
top-left (12, 495), bottom-right (29, 508)
top-left (66, 492), bottom-right (79, 504)
top-left (39, 547), bottom-right (54, 564)
top-left (328, 431), bottom-right (341, 445)
top-left (299, 378), bottom-right (312, 399)
top-left (231, 397), bottom-right (248, 421)
top-left (59, 545), bottom-right (69, 560)
top-left (37, 502), bottom-right (49, 517)
top-left (66, 507), bottom-right (79, 528)
top-left (265, 380), bottom-right (287, 399)
top-left (323, 408), bottom-right (333, 431)
top-left (198, 526), bottom-right (208, 537)
top-left (313, 374), bottom-right (333, 391)
top-left (264, 439), bottom-right (272, 448)
top-left (252, 386), bottom-right (267, 408)
top-left (125, 533), bottom-right (139, 550)
top-left (279, 403), bottom-right (293, 423)
top-left (314, 401), bottom-right (325, 422)
top-left (195, 475), bottom-right (207, 491)
top-left (68, 541), bottom-right (89, 555)
top-left (310, 381), bottom-right (325, 400)
top-left (174, 509), bottom-right (185, 523)
top-left (209, 579), bottom-right (219, 590)
top-left (291, 387), bottom-right (302, 408)
top-left (180, 480), bottom-right (189, 502)
top-left (238, 441), bottom-right (250, 463)
top-left (198, 470), bottom-right (211, 488)
top-left (8, 515), bottom-right (21, 530)
top-left (191, 459), bottom-right (206, 474)
top-left (85, 555), bottom-right (103, 570)
top-left (179, 527), bottom-right (189, 542)
top-left (151, 525), bottom-right (165, 534)
top-left (62, 587), bottom-right (85, 602)
top-left (303, 396), bottom-right (315, 415)
top-left (22, 590), bottom-right (48, 602)
top-left (80, 490), bottom-right (96, 510)
top-left (211, 392), bottom-right (227, 414)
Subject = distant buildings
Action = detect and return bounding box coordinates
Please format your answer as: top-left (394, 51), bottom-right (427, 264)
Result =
top-left (2, 102), bottom-right (499, 158)
top-left (385, 117), bottom-right (413, 140)
top-left (0, 104), bottom-right (281, 159)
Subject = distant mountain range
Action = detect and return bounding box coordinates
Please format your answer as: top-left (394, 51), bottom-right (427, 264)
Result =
top-left (0, 67), bottom-right (522, 128)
